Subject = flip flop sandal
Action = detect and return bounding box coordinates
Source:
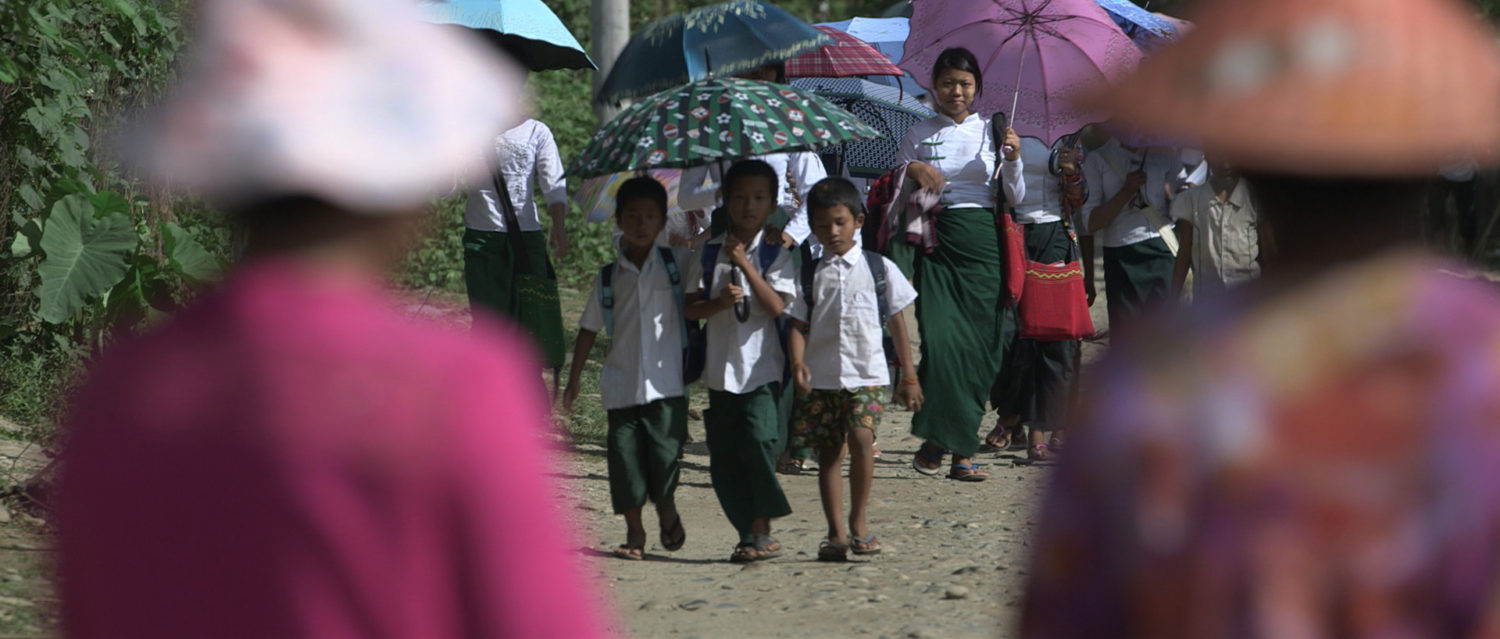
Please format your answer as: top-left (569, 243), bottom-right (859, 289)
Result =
top-left (729, 543), bottom-right (757, 563)
top-left (817, 539), bottom-right (850, 562)
top-left (947, 463), bottom-right (989, 482)
top-left (978, 429), bottom-right (1011, 453)
top-left (612, 545), bottom-right (644, 561)
top-left (912, 443), bottom-right (946, 476)
top-left (850, 535), bottom-right (883, 555)
top-left (1029, 444), bottom-right (1057, 463)
top-left (659, 514), bottom-right (686, 552)
top-left (752, 535), bottom-right (783, 561)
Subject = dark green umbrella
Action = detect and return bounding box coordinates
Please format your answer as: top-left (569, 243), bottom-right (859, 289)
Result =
top-left (594, 0), bottom-right (832, 104)
top-left (569, 77), bottom-right (883, 179)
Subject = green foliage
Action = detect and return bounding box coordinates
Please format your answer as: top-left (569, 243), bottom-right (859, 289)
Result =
top-left (0, 0), bottom-right (230, 433)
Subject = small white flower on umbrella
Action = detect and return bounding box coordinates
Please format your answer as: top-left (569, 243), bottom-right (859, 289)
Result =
top-left (719, 130), bottom-right (734, 143)
top-left (691, 106), bottom-right (711, 121)
top-left (766, 98), bottom-right (782, 107)
top-left (716, 113), bottom-right (733, 125)
top-left (749, 131), bottom-right (765, 144)
top-left (638, 136), bottom-right (655, 148)
top-left (733, 92), bottom-right (749, 101)
top-left (787, 109), bottom-right (806, 123)
top-left (647, 149), bottom-right (667, 165)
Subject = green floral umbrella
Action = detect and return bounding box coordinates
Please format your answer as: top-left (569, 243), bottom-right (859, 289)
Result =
top-left (568, 77), bottom-right (883, 179)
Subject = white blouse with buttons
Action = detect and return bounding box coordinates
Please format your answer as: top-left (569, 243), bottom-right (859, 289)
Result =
top-left (896, 113), bottom-right (1024, 211)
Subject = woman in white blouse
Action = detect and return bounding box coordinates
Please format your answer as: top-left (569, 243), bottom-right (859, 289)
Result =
top-left (897, 47), bottom-right (1024, 482)
top-left (463, 117), bottom-right (570, 372)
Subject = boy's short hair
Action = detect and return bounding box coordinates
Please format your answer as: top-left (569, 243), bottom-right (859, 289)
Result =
top-left (615, 176), bottom-right (668, 219)
top-left (806, 177), bottom-right (866, 221)
top-left (722, 159), bottom-right (778, 197)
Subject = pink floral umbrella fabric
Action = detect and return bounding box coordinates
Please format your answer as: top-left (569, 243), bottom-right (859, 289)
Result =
top-left (899, 0), bottom-right (1141, 145)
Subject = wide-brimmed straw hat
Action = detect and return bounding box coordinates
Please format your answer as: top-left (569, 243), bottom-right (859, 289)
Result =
top-left (1092, 0), bottom-right (1500, 177)
top-left (124, 0), bottom-right (524, 213)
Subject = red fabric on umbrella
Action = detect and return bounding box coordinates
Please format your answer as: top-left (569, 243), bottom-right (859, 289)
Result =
top-left (786, 25), bottom-right (905, 78)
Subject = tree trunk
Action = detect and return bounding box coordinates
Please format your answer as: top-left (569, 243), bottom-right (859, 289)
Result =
top-left (592, 0), bottom-right (630, 124)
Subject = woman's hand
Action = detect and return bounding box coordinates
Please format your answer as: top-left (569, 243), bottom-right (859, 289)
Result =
top-left (1002, 127), bottom-right (1022, 162)
top-left (1057, 147), bottom-right (1079, 175)
top-left (906, 161), bottom-right (946, 193)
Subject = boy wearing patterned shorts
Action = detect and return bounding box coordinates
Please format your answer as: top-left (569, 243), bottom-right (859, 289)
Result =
top-left (788, 177), bottom-right (922, 561)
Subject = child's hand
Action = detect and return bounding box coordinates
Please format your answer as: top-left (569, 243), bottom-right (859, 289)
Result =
top-left (723, 283), bottom-right (746, 306)
top-left (793, 362), bottom-right (812, 396)
top-left (895, 380), bottom-right (924, 412)
top-left (724, 234), bottom-right (750, 269)
top-left (561, 382), bottom-right (580, 414)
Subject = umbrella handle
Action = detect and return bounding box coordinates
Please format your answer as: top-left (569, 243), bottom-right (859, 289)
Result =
top-left (1009, 32), bottom-right (1029, 127)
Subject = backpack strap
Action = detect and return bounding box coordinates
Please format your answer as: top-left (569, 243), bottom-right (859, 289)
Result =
top-left (699, 241), bottom-right (722, 294)
top-left (799, 252), bottom-right (820, 313)
top-left (756, 242), bottom-right (781, 275)
top-left (658, 247), bottom-right (690, 360)
top-left (598, 262), bottom-right (617, 337)
top-left (863, 249), bottom-right (889, 327)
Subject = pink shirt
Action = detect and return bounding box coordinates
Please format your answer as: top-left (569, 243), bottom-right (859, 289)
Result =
top-left (59, 259), bottom-right (610, 638)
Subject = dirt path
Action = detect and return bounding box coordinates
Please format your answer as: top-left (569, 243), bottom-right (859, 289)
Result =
top-left (558, 408), bottom-right (1048, 639)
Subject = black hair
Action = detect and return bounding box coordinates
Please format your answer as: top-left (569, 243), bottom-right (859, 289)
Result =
top-left (722, 159), bottom-right (778, 198)
top-left (931, 47), bottom-right (983, 99)
top-left (806, 177), bottom-right (866, 221)
top-left (615, 176), bottom-right (669, 220)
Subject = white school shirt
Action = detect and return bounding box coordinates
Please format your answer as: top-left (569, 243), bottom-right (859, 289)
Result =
top-left (683, 231), bottom-right (798, 394)
top-left (678, 151), bottom-right (828, 245)
top-left (1082, 139), bottom-right (1182, 248)
top-left (786, 249), bottom-right (918, 390)
top-left (1170, 179), bottom-right (1262, 296)
top-left (1012, 137), bottom-right (1068, 225)
top-left (466, 119), bottom-right (568, 232)
top-left (579, 246), bottom-right (687, 410)
top-left (895, 113), bottom-right (1025, 212)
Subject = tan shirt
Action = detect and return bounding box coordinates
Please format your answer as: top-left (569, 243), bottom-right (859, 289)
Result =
top-left (1170, 180), bottom-right (1261, 296)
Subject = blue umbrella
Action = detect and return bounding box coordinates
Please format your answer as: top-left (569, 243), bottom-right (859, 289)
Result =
top-left (595, 0), bottom-right (832, 105)
top-left (817, 16), bottom-right (926, 98)
top-left (1095, 0), bottom-right (1181, 53)
top-left (790, 77), bottom-right (934, 178)
top-left (418, 0), bottom-right (595, 71)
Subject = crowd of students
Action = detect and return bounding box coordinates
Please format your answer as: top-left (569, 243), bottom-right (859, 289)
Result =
top-left (507, 44), bottom-right (1273, 564)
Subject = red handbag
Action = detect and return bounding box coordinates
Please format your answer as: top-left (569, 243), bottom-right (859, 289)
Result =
top-left (1000, 211), bottom-right (1027, 306)
top-left (1006, 216), bottom-right (1094, 341)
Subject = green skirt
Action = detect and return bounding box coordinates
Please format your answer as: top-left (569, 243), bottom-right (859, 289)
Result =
top-left (1103, 237), bottom-right (1175, 332)
top-left (909, 208), bottom-right (1012, 458)
top-left (462, 228), bottom-right (566, 369)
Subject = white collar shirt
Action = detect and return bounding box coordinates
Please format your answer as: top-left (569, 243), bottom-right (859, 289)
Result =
top-left (1082, 140), bottom-right (1182, 247)
top-left (683, 231), bottom-right (798, 394)
top-left (1012, 137), bottom-right (1067, 225)
top-left (1170, 180), bottom-right (1262, 296)
top-left (786, 249), bottom-right (918, 390)
top-left (896, 114), bottom-right (1024, 212)
top-left (466, 119), bottom-right (569, 232)
top-left (677, 151), bottom-right (829, 245)
top-left (578, 247), bottom-right (686, 410)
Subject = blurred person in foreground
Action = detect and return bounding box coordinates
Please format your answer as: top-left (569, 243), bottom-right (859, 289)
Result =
top-left (56, 1), bottom-right (609, 637)
top-left (1021, 0), bottom-right (1500, 636)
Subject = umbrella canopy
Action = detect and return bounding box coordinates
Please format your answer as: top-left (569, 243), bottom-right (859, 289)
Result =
top-left (1095, 0), bottom-right (1181, 53)
top-left (901, 0), bottom-right (1142, 145)
top-left (817, 17), bottom-right (927, 97)
top-left (570, 77), bottom-right (883, 179)
top-left (789, 77), bottom-right (935, 178)
top-left (417, 0), bottom-right (595, 71)
top-left (594, 1), bottom-right (831, 104)
top-left (1092, 0), bottom-right (1500, 177)
top-left (576, 170), bottom-right (685, 222)
top-left (786, 26), bottom-right (904, 78)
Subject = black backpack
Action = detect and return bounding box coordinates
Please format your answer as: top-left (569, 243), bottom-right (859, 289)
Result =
top-left (798, 248), bottom-right (895, 366)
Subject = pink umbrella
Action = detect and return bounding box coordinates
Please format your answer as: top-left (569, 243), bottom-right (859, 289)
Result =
top-left (900, 0), bottom-right (1141, 145)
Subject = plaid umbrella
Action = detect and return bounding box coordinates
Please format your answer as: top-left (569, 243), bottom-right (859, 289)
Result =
top-left (785, 26), bottom-right (904, 78)
top-left (790, 77), bottom-right (935, 178)
top-left (568, 77), bottom-right (883, 179)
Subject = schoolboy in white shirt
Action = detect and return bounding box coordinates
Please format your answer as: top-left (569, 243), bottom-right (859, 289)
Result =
top-left (683, 160), bottom-right (797, 563)
top-left (788, 177), bottom-right (921, 561)
top-left (563, 178), bottom-right (688, 561)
